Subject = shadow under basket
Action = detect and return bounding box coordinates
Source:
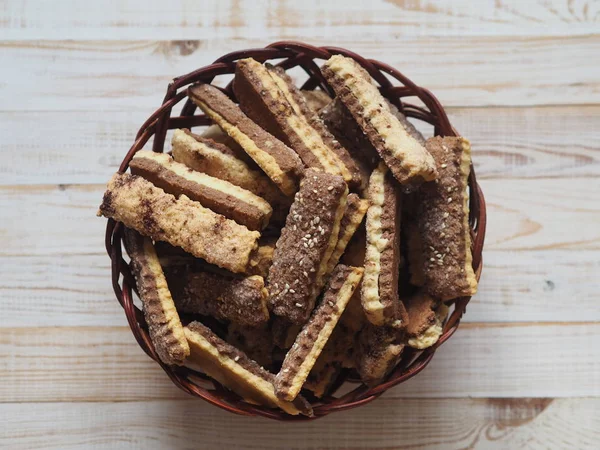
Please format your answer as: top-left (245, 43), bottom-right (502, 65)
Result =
top-left (104, 41), bottom-right (487, 421)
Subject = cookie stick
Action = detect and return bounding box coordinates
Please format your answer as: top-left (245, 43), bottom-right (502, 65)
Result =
top-left (233, 59), bottom-right (343, 179)
top-left (171, 129), bottom-right (290, 213)
top-left (184, 321), bottom-right (313, 416)
top-left (417, 136), bottom-right (478, 300)
top-left (122, 228), bottom-right (190, 365)
top-left (361, 162), bottom-right (408, 327)
top-left (322, 54), bottom-right (437, 185)
top-left (175, 271), bottom-right (269, 327)
top-left (275, 265), bottom-right (364, 401)
top-left (356, 323), bottom-right (404, 387)
top-left (130, 150), bottom-right (272, 231)
top-left (188, 83), bottom-right (304, 197)
top-left (266, 64), bottom-right (363, 190)
top-left (98, 173), bottom-right (259, 274)
top-left (267, 169), bottom-right (348, 325)
top-left (322, 193), bottom-right (369, 284)
top-left (404, 291), bottom-right (449, 350)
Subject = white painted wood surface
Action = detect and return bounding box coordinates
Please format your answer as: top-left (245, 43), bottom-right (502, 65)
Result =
top-left (1, 1), bottom-right (599, 449)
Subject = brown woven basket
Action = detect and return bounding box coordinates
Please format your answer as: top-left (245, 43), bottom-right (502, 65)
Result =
top-left (104, 41), bottom-right (486, 421)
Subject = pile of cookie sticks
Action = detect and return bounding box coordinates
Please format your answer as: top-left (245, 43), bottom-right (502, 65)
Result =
top-left (98, 54), bottom-right (478, 417)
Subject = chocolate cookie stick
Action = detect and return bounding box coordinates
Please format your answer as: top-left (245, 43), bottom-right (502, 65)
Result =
top-left (418, 136), bottom-right (478, 300)
top-left (130, 150), bottom-right (272, 231)
top-left (301, 89), bottom-right (332, 113)
top-left (98, 173), bottom-right (259, 273)
top-left (266, 65), bottom-right (362, 190)
top-left (275, 265), bottom-right (364, 401)
top-left (356, 323), bottom-right (404, 387)
top-left (184, 321), bottom-right (313, 416)
top-left (234, 58), bottom-right (360, 189)
top-left (171, 130), bottom-right (291, 224)
top-left (323, 193), bottom-right (369, 282)
top-left (361, 162), bottom-right (408, 327)
top-left (405, 291), bottom-right (449, 350)
top-left (322, 55), bottom-right (437, 185)
top-left (174, 271), bottom-right (269, 327)
top-left (188, 83), bottom-right (304, 196)
top-left (123, 228), bottom-right (189, 365)
top-left (267, 169), bottom-right (348, 325)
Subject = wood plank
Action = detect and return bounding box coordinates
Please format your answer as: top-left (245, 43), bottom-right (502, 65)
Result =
top-left (2, 398), bottom-right (599, 449)
top-left (1, 37), bottom-right (599, 111)
top-left (1, 178), bottom-right (598, 259)
top-left (2, 0), bottom-right (599, 39)
top-left (1, 324), bottom-right (598, 402)
top-left (2, 106), bottom-right (599, 186)
top-left (2, 250), bottom-right (599, 328)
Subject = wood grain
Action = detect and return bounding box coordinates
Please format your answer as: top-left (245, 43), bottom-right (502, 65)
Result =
top-left (2, 0), bottom-right (599, 39)
top-left (2, 106), bottom-right (598, 186)
top-left (2, 250), bottom-right (599, 327)
top-left (1, 37), bottom-right (599, 110)
top-left (2, 398), bottom-right (599, 449)
top-left (1, 324), bottom-right (598, 402)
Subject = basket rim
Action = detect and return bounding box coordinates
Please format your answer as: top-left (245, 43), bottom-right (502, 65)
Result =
top-left (104, 40), bottom-right (487, 421)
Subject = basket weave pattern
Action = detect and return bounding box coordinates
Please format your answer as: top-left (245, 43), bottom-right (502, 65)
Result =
top-left (104, 41), bottom-right (487, 421)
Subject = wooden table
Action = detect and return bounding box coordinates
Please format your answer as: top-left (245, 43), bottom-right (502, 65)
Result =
top-left (1, 1), bottom-right (599, 448)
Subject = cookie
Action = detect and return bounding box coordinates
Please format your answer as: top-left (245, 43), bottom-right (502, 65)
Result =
top-left (174, 270), bottom-right (269, 327)
top-left (130, 150), bottom-right (272, 231)
top-left (361, 162), bottom-right (408, 327)
top-left (323, 193), bottom-right (369, 285)
top-left (234, 58), bottom-right (360, 189)
top-left (267, 169), bottom-right (348, 325)
top-left (322, 55), bottom-right (437, 185)
top-left (275, 265), bottom-right (364, 401)
top-left (301, 89), bottom-right (332, 113)
top-left (417, 136), bottom-right (478, 300)
top-left (188, 83), bottom-right (304, 196)
top-left (98, 172), bottom-right (259, 273)
top-left (404, 291), bottom-right (448, 349)
top-left (171, 129), bottom-right (291, 222)
top-left (266, 65), bottom-right (362, 190)
top-left (356, 322), bottom-right (404, 387)
top-left (184, 321), bottom-right (313, 416)
top-left (122, 228), bottom-right (189, 365)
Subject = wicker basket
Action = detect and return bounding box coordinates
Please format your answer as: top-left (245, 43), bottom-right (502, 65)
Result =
top-left (104, 41), bottom-right (486, 421)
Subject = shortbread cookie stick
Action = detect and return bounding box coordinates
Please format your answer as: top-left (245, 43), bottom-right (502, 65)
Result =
top-left (171, 129), bottom-right (290, 217)
top-left (188, 83), bottom-right (304, 196)
top-left (234, 58), bottom-right (360, 189)
top-left (275, 265), bottom-right (364, 401)
top-left (356, 323), bottom-right (404, 387)
top-left (418, 136), bottom-right (478, 300)
top-left (130, 150), bottom-right (272, 231)
top-left (174, 270), bottom-right (269, 327)
top-left (323, 193), bottom-right (369, 282)
top-left (322, 55), bottom-right (437, 185)
top-left (301, 89), bottom-right (332, 113)
top-left (267, 169), bottom-right (348, 325)
top-left (266, 65), bottom-right (362, 189)
top-left (226, 323), bottom-right (274, 369)
top-left (122, 228), bottom-right (189, 365)
top-left (361, 162), bottom-right (408, 327)
top-left (405, 291), bottom-right (449, 350)
top-left (98, 173), bottom-right (259, 273)
top-left (199, 124), bottom-right (252, 164)
top-left (184, 321), bottom-right (313, 416)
